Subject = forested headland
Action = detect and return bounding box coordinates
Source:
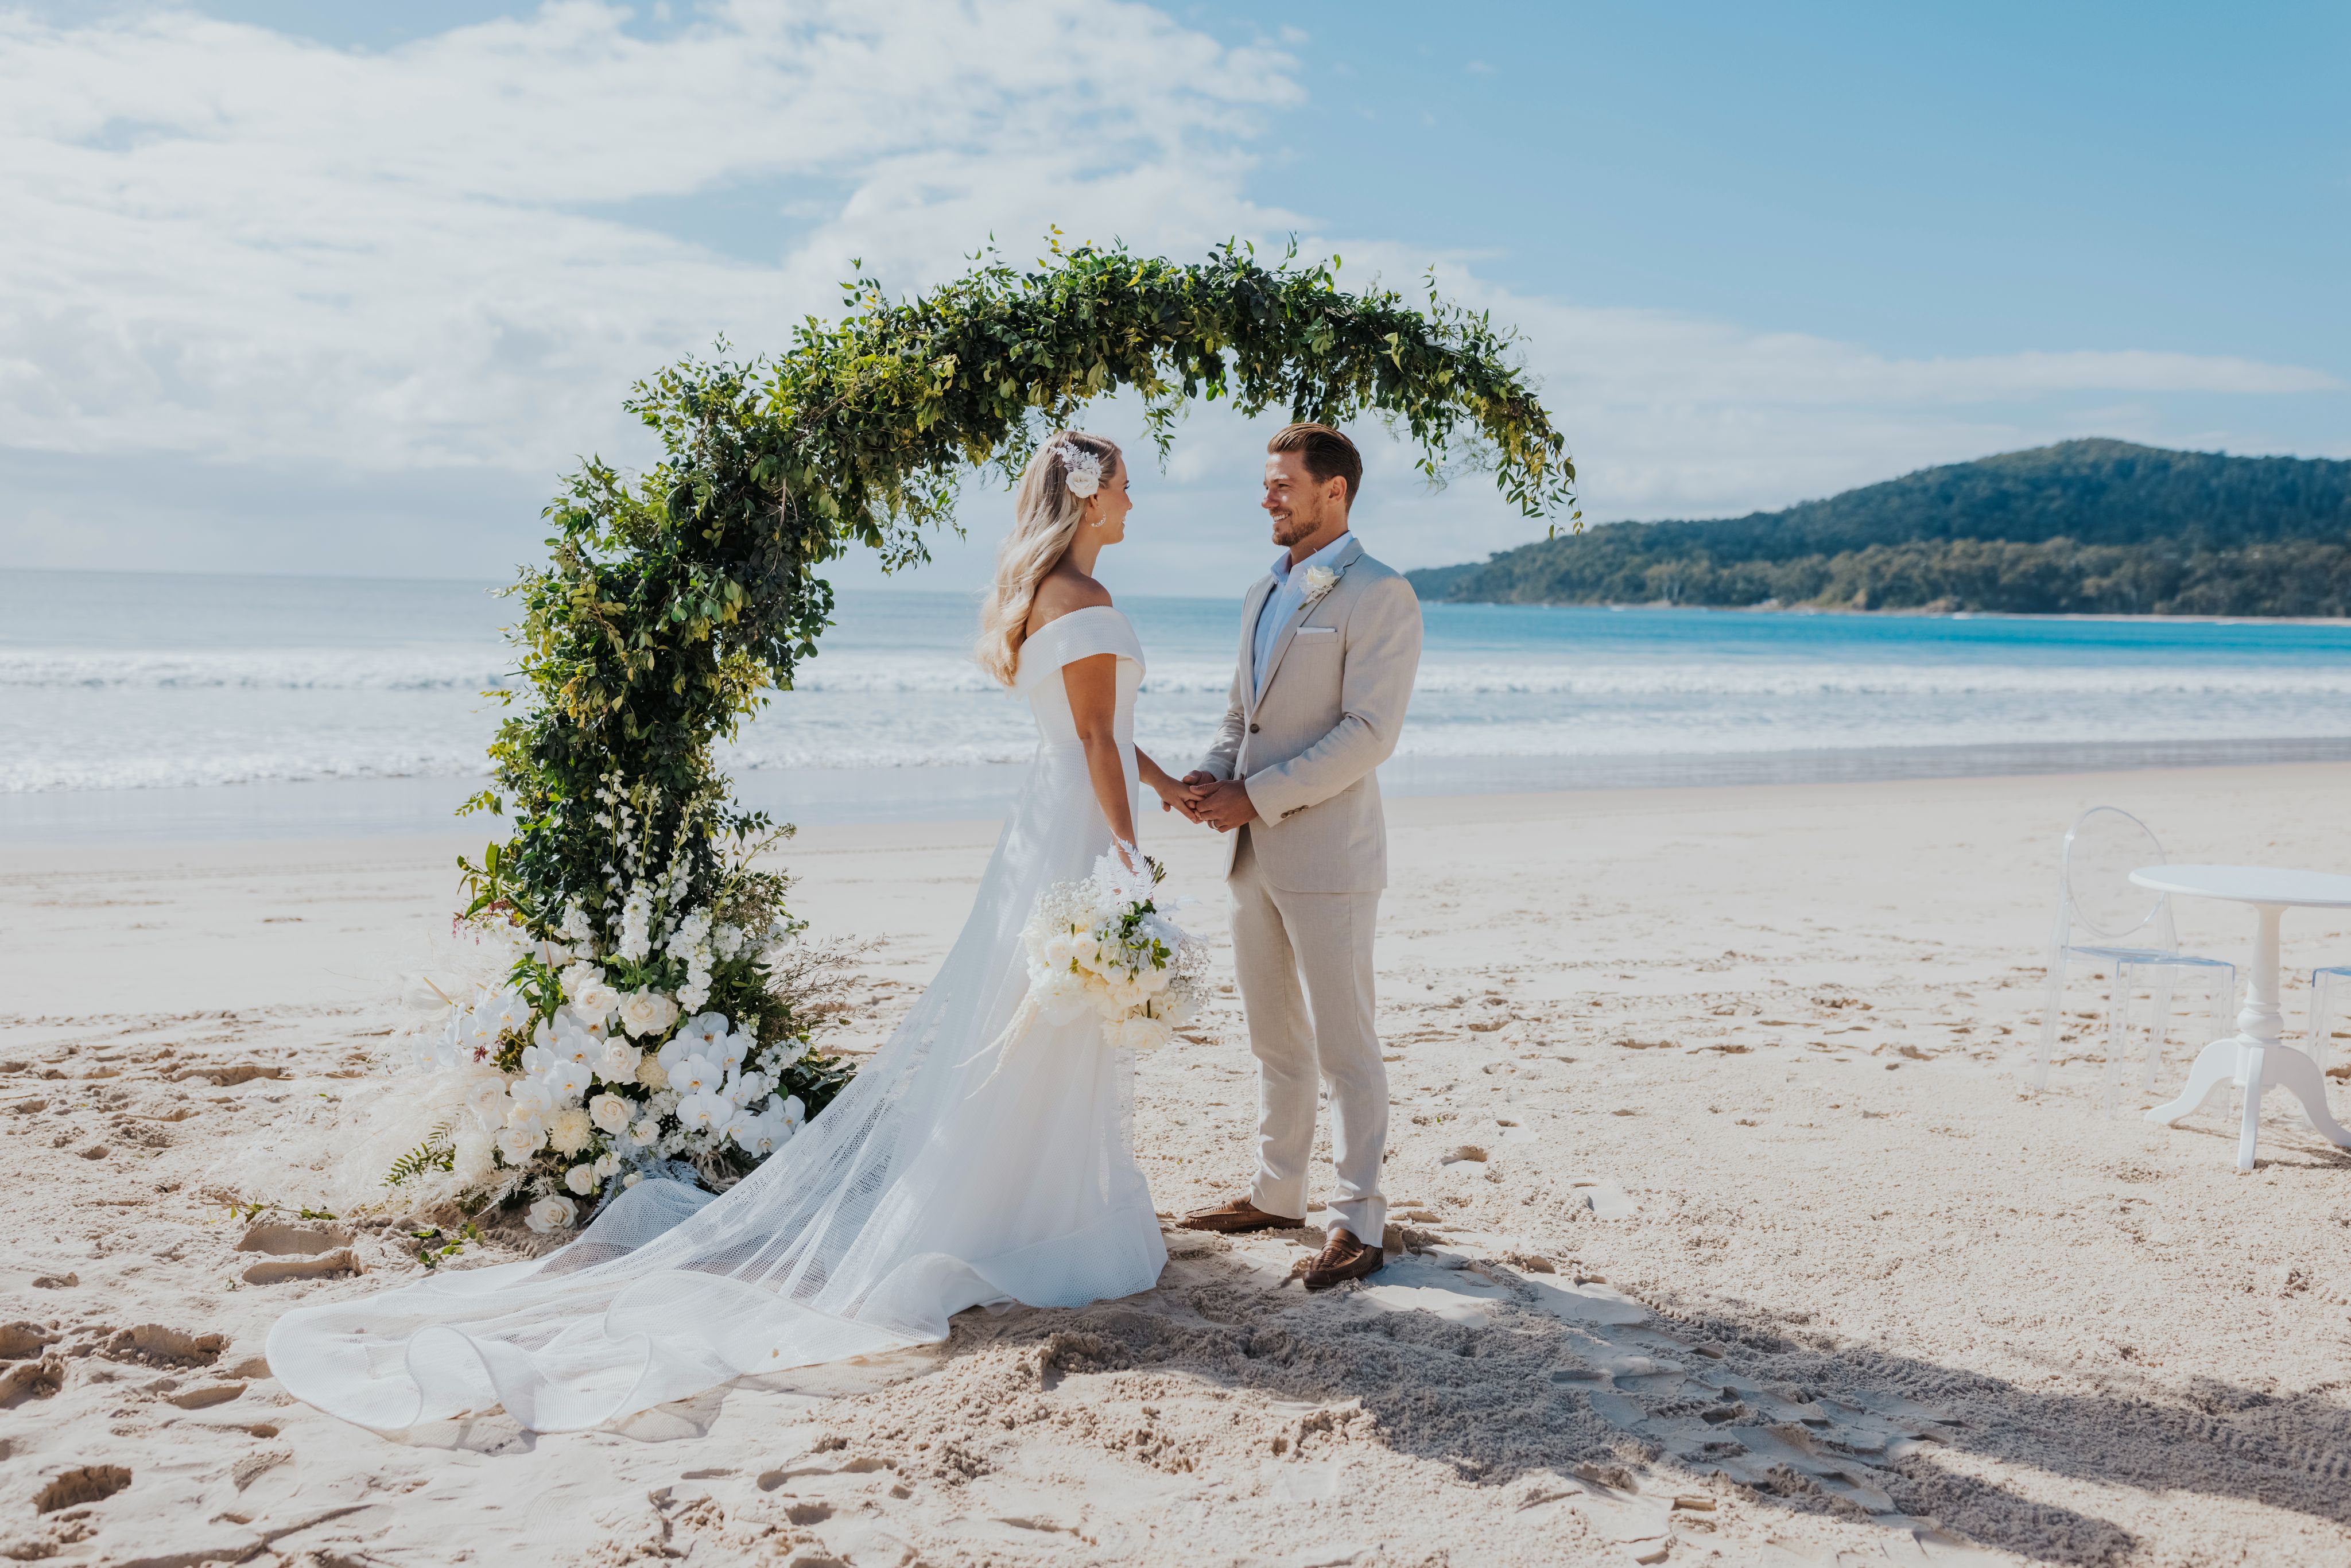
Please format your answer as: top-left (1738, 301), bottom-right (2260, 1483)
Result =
top-left (1407, 440), bottom-right (2351, 617)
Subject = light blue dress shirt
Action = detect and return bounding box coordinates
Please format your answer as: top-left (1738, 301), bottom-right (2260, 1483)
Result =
top-left (1251, 532), bottom-right (1353, 698)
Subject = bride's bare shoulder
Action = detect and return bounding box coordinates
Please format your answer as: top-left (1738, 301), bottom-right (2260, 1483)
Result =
top-left (1025, 570), bottom-right (1112, 635)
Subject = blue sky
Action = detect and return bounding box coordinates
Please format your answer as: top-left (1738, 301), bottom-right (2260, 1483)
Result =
top-left (1, 1), bottom-right (2342, 592)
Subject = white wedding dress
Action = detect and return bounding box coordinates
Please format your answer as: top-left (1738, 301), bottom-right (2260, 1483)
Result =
top-left (269, 607), bottom-right (1167, 1433)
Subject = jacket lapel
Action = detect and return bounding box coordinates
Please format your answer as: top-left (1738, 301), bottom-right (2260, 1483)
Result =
top-left (1254, 536), bottom-right (1363, 708)
top-left (1239, 575), bottom-right (1275, 716)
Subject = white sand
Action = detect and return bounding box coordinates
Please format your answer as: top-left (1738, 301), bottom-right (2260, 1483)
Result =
top-left (7, 764), bottom-right (2351, 1566)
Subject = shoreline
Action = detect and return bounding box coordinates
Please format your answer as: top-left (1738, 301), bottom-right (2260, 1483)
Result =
top-left (13, 735), bottom-right (2351, 845)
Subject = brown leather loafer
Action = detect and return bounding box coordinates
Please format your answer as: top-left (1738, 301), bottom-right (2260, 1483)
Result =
top-left (1301, 1228), bottom-right (1384, 1291)
top-left (1176, 1197), bottom-right (1303, 1234)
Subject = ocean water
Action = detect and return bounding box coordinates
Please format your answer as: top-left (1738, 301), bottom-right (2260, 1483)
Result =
top-left (7, 568), bottom-right (2351, 841)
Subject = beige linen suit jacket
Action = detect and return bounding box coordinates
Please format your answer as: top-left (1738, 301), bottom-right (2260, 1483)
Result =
top-left (1201, 536), bottom-right (1423, 893)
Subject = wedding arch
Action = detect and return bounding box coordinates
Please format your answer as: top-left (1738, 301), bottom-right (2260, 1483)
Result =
top-left (411, 241), bottom-right (1574, 1216)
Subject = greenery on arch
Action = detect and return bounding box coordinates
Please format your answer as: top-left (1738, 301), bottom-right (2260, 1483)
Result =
top-left (449, 239), bottom-right (1577, 1193)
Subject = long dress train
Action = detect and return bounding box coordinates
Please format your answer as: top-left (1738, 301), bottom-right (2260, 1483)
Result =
top-left (267, 607), bottom-right (1167, 1433)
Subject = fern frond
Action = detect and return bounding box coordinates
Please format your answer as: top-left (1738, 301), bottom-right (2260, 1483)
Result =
top-left (383, 1119), bottom-right (459, 1188)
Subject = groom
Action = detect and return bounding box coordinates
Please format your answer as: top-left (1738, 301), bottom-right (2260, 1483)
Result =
top-left (1176, 422), bottom-right (1423, 1290)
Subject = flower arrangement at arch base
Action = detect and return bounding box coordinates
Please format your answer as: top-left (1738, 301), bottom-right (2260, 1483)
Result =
top-left (386, 774), bottom-right (854, 1237)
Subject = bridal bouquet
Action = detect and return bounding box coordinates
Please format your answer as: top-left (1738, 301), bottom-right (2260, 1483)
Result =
top-left (1021, 851), bottom-right (1209, 1053)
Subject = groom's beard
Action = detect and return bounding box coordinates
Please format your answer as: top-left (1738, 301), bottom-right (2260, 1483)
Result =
top-left (1269, 499), bottom-right (1329, 547)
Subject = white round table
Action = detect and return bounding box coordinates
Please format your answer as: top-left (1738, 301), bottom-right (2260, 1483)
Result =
top-left (2132, 864), bottom-right (2351, 1171)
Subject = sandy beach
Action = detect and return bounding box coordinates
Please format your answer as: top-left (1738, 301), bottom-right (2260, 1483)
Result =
top-left (7, 762), bottom-right (2351, 1566)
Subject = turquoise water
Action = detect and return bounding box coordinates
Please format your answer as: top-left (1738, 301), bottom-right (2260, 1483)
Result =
top-left (6, 568), bottom-right (2351, 838)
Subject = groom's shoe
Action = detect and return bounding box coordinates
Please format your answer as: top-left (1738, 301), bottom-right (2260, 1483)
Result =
top-left (1177, 1197), bottom-right (1302, 1234)
top-left (1301, 1229), bottom-right (1383, 1291)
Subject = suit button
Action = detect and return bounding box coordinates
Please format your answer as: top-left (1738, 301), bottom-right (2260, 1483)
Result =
top-left (1248, 723), bottom-right (1260, 733)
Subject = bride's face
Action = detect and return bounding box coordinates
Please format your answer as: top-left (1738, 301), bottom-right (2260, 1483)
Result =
top-left (1085, 461), bottom-right (1132, 546)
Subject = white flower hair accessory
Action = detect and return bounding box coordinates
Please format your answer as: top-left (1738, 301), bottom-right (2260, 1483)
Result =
top-left (1060, 446), bottom-right (1104, 499)
top-left (1301, 564), bottom-right (1341, 604)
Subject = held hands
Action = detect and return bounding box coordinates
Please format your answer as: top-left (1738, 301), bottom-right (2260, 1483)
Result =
top-left (1153, 770), bottom-right (1258, 832)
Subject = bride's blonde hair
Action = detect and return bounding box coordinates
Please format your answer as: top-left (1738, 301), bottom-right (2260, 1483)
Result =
top-left (974, 431), bottom-right (1123, 687)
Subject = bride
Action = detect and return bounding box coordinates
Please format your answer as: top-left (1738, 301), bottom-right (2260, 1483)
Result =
top-left (269, 432), bottom-right (1203, 1434)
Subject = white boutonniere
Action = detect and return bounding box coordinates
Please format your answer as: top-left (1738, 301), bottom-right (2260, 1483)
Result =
top-left (1301, 564), bottom-right (1341, 606)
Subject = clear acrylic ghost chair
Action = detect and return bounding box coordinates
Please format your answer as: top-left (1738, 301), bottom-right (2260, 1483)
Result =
top-left (2311, 966), bottom-right (2351, 1077)
top-left (2032, 807), bottom-right (2236, 1118)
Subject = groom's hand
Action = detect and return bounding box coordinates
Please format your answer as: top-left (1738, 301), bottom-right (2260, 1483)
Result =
top-left (1193, 779), bottom-right (1259, 832)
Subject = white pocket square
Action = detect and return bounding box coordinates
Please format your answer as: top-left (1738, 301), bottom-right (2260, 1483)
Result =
top-left (1295, 626), bottom-right (1337, 636)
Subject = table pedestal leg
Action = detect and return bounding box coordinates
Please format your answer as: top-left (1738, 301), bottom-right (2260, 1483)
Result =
top-left (2147, 1039), bottom-right (2244, 1128)
top-left (2146, 1035), bottom-right (2351, 1170)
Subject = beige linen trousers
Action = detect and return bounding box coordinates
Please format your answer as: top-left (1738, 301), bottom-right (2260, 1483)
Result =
top-left (1199, 535), bottom-right (1423, 1243)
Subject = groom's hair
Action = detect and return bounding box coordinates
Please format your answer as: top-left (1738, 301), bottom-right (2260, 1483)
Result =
top-left (1267, 423), bottom-right (1361, 508)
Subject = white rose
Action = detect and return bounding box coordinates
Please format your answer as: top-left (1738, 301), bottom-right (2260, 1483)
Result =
top-left (525, 1194), bottom-right (577, 1233)
top-left (503, 1102), bottom-right (547, 1136)
top-left (495, 1124), bottom-right (544, 1165)
top-left (623, 1171), bottom-right (643, 1189)
top-left (463, 1076), bottom-right (511, 1128)
top-left (571, 980), bottom-right (621, 1025)
top-left (564, 1163), bottom-right (598, 1196)
top-left (547, 1105), bottom-right (595, 1158)
top-left (595, 1038), bottom-right (642, 1085)
top-left (589, 1092), bottom-right (633, 1134)
top-left (618, 989), bottom-right (678, 1039)
top-left (592, 1151), bottom-right (620, 1178)
top-left (629, 1116), bottom-right (661, 1146)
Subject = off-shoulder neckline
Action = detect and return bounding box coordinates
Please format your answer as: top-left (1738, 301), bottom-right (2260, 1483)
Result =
top-left (1023, 603), bottom-right (1127, 638)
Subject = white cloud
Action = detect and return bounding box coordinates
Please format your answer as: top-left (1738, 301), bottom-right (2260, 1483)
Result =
top-left (0, 1), bottom-right (2337, 589)
top-left (0, 0), bottom-right (1299, 473)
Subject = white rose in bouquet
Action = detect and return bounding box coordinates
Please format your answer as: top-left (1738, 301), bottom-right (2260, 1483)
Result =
top-left (572, 979), bottom-right (622, 1026)
top-left (588, 1092), bottom-right (633, 1134)
top-left (526, 1194), bottom-right (577, 1233)
top-left (629, 1116), bottom-right (661, 1146)
top-left (564, 1163), bottom-right (598, 1196)
top-left (594, 1038), bottom-right (642, 1085)
top-left (496, 1123), bottom-right (546, 1165)
top-left (464, 1076), bottom-right (511, 1128)
top-left (619, 989), bottom-right (678, 1039)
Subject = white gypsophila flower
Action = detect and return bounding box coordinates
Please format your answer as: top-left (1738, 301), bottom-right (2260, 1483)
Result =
top-left (526, 1194), bottom-right (577, 1233)
top-left (1061, 446), bottom-right (1103, 498)
top-left (650, 1089), bottom-right (681, 1117)
top-left (548, 1105), bottom-right (595, 1157)
top-left (496, 1124), bottom-right (545, 1165)
top-left (676, 1012), bottom-right (730, 1054)
top-left (595, 1038), bottom-right (642, 1085)
top-left (1302, 563), bottom-right (1341, 603)
top-left (635, 1056), bottom-right (669, 1091)
top-left (713, 923), bottom-right (743, 958)
top-left (618, 989), bottom-right (678, 1039)
top-left (588, 1092), bottom-right (633, 1134)
top-left (564, 1163), bottom-right (597, 1196)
